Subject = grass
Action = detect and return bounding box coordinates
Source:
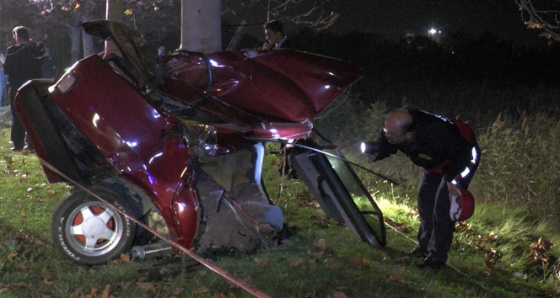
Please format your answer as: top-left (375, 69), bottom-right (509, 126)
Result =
top-left (0, 95), bottom-right (559, 297)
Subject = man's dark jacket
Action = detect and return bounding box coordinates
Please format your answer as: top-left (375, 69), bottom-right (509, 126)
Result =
top-left (374, 109), bottom-right (476, 184)
top-left (4, 42), bottom-right (44, 90)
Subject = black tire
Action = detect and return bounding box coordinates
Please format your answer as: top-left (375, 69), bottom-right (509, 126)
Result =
top-left (51, 184), bottom-right (136, 265)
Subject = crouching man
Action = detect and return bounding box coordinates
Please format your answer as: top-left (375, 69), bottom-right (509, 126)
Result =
top-left (364, 108), bottom-right (480, 268)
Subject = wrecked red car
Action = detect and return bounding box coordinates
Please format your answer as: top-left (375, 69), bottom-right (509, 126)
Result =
top-left (14, 21), bottom-right (385, 265)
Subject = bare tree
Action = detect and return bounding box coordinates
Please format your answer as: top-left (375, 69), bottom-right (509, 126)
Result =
top-left (516, 0), bottom-right (560, 42)
top-left (26, 0), bottom-right (338, 59)
top-left (27, 0), bottom-right (104, 61)
top-left (223, 0), bottom-right (339, 30)
top-left (27, 0), bottom-right (180, 61)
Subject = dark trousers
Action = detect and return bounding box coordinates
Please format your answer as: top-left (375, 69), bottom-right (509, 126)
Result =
top-left (415, 146), bottom-right (480, 262)
top-left (416, 173), bottom-right (456, 262)
top-left (9, 88), bottom-right (31, 150)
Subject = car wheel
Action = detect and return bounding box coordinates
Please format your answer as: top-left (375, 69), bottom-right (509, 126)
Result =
top-left (51, 184), bottom-right (136, 265)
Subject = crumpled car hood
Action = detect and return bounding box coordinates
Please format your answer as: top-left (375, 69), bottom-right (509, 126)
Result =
top-left (161, 49), bottom-right (363, 123)
top-left (80, 20), bottom-right (362, 136)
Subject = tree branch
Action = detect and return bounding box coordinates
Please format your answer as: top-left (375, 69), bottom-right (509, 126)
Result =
top-left (516, 0), bottom-right (560, 42)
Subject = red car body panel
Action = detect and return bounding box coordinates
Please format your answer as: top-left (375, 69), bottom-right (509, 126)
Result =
top-left (36, 55), bottom-right (197, 245)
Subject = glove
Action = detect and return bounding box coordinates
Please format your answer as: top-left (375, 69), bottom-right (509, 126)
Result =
top-left (361, 141), bottom-right (380, 162)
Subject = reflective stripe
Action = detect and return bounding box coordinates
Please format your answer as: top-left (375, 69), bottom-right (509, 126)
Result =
top-left (452, 146), bottom-right (479, 185)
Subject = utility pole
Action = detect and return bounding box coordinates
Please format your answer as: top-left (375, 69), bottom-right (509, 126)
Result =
top-left (180, 0), bottom-right (221, 53)
top-left (104, 0), bottom-right (124, 56)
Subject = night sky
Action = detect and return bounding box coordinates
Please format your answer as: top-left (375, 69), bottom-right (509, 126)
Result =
top-left (327, 0), bottom-right (542, 45)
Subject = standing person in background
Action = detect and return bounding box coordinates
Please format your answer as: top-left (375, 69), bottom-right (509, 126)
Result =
top-left (364, 108), bottom-right (480, 268)
top-left (262, 20), bottom-right (289, 50)
top-left (0, 57), bottom-right (8, 106)
top-left (0, 58), bottom-right (11, 127)
top-left (4, 26), bottom-right (44, 151)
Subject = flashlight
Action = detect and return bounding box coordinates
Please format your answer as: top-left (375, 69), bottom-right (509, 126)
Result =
top-left (360, 141), bottom-right (380, 154)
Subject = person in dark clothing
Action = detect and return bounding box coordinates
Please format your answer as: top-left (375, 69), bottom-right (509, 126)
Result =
top-left (262, 20), bottom-right (289, 50)
top-left (4, 26), bottom-right (44, 151)
top-left (365, 108), bottom-right (480, 268)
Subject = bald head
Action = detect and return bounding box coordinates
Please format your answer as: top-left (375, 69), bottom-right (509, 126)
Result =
top-left (383, 109), bottom-right (415, 144)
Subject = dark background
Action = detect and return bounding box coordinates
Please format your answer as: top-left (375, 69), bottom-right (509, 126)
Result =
top-left (329, 0), bottom-right (541, 46)
top-left (225, 0), bottom-right (560, 98)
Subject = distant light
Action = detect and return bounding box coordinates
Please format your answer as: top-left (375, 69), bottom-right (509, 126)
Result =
top-left (429, 28), bottom-right (438, 35)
